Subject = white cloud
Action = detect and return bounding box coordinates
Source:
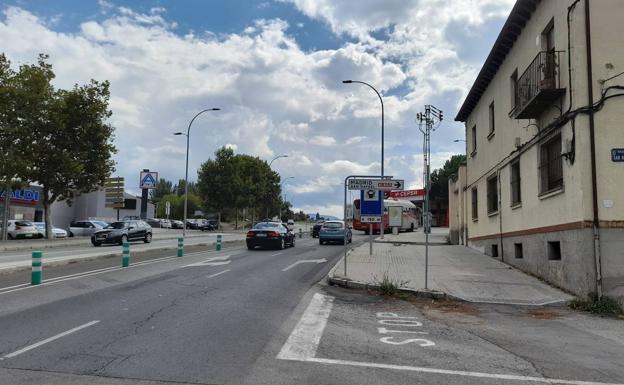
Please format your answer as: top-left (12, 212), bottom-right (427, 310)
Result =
top-left (0, 2), bottom-right (503, 215)
top-left (309, 135), bottom-right (337, 146)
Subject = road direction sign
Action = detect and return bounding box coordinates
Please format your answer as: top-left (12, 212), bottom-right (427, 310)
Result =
top-left (360, 189), bottom-right (382, 223)
top-left (104, 177), bottom-right (125, 209)
top-left (165, 201), bottom-right (171, 216)
top-left (348, 178), bottom-right (404, 191)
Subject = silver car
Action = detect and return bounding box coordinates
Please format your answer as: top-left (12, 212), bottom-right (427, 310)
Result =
top-left (33, 222), bottom-right (68, 238)
top-left (68, 220), bottom-right (109, 237)
top-left (5, 220), bottom-right (41, 240)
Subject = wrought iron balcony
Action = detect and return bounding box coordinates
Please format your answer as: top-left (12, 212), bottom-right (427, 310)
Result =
top-left (511, 50), bottom-right (565, 119)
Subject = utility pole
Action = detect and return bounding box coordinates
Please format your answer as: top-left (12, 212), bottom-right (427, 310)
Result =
top-left (417, 105), bottom-right (442, 290)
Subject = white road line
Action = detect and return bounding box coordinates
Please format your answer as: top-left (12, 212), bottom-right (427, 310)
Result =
top-left (207, 269), bottom-right (231, 278)
top-left (2, 320), bottom-right (100, 359)
top-left (277, 293), bottom-right (333, 360)
top-left (282, 258), bottom-right (327, 272)
top-left (301, 358), bottom-right (621, 385)
top-left (184, 255), bottom-right (231, 267)
top-left (271, 252), bottom-right (283, 256)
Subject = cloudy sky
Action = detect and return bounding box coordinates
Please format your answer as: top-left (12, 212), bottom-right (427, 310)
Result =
top-left (0, 0), bottom-right (514, 217)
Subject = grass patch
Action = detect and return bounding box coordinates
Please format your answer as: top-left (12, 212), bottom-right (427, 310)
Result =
top-left (569, 296), bottom-right (623, 317)
top-left (373, 272), bottom-right (409, 296)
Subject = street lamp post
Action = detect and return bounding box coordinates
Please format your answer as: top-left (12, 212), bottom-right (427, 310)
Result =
top-left (342, 79), bottom-right (386, 238)
top-left (174, 107), bottom-right (220, 238)
top-left (267, 155), bottom-right (288, 219)
top-left (279, 176), bottom-right (294, 222)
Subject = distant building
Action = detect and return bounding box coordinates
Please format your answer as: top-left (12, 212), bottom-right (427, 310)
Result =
top-left (452, 0), bottom-right (624, 299)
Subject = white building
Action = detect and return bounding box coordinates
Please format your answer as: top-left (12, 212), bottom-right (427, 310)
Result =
top-left (452, 0), bottom-right (624, 299)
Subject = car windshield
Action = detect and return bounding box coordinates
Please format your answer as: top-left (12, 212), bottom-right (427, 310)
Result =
top-left (94, 221), bottom-right (109, 227)
top-left (15, 221), bottom-right (33, 227)
top-left (253, 222), bottom-right (279, 229)
top-left (323, 222), bottom-right (343, 229)
top-left (105, 222), bottom-right (128, 229)
top-left (33, 222), bottom-right (45, 228)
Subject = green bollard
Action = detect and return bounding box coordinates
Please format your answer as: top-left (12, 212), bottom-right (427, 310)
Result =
top-left (216, 234), bottom-right (222, 251)
top-left (122, 241), bottom-right (130, 267)
top-left (299, 228), bottom-right (303, 239)
top-left (177, 237), bottom-right (184, 257)
top-left (31, 251), bottom-right (42, 285)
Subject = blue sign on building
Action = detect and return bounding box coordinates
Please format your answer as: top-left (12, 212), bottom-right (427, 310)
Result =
top-left (612, 148), bottom-right (624, 162)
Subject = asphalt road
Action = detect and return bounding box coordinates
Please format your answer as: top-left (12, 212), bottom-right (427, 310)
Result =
top-left (0, 233), bottom-right (364, 384)
top-left (0, 233), bottom-right (623, 385)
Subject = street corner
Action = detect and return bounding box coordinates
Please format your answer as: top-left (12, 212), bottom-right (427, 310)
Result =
top-left (274, 286), bottom-right (624, 385)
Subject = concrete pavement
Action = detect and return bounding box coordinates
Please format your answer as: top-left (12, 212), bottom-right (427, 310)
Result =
top-left (331, 228), bottom-right (573, 305)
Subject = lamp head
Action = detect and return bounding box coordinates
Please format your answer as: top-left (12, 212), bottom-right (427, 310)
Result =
top-left (342, 80), bottom-right (353, 84)
top-left (174, 132), bottom-right (183, 136)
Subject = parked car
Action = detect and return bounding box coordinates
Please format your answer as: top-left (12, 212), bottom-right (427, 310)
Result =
top-left (185, 219), bottom-right (199, 229)
top-left (246, 222), bottom-right (295, 250)
top-left (145, 218), bottom-right (161, 228)
top-left (171, 220), bottom-right (184, 229)
top-left (33, 222), bottom-right (68, 238)
top-left (68, 220), bottom-right (109, 237)
top-left (91, 220), bottom-right (152, 246)
top-left (122, 216), bottom-right (140, 220)
top-left (319, 220), bottom-right (352, 245)
top-left (5, 220), bottom-right (41, 239)
top-left (312, 220), bottom-right (325, 238)
top-left (199, 222), bottom-right (215, 231)
top-left (159, 219), bottom-right (172, 229)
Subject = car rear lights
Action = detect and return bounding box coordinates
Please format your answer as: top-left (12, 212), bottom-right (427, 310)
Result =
top-left (267, 231), bottom-right (280, 237)
top-left (246, 231), bottom-right (255, 237)
top-left (15, 225), bottom-right (22, 230)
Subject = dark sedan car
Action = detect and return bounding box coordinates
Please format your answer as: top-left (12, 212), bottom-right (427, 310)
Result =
top-left (91, 220), bottom-right (152, 246)
top-left (312, 220), bottom-right (325, 238)
top-left (246, 222), bottom-right (295, 250)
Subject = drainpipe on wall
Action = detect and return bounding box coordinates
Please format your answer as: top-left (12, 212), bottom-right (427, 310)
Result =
top-left (584, 0), bottom-right (603, 298)
top-left (498, 169), bottom-right (504, 263)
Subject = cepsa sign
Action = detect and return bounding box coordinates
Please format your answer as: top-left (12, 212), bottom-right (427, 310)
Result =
top-left (389, 189), bottom-right (425, 199)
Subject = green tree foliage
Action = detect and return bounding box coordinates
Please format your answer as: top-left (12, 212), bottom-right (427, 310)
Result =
top-left (150, 178), bottom-right (173, 204)
top-left (0, 54), bottom-right (116, 238)
top-left (197, 147), bottom-right (282, 226)
top-left (430, 154), bottom-right (467, 201)
top-left (155, 193), bottom-right (202, 219)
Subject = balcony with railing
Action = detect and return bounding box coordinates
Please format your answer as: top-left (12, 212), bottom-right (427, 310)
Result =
top-left (511, 50), bottom-right (566, 119)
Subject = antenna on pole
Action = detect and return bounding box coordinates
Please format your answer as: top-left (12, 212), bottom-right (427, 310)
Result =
top-left (416, 104), bottom-right (443, 291)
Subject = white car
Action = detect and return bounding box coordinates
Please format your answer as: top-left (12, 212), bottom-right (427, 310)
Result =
top-left (33, 222), bottom-right (68, 238)
top-left (159, 219), bottom-right (172, 229)
top-left (5, 220), bottom-right (41, 240)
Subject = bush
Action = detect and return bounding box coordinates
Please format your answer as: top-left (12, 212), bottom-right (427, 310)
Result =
top-left (374, 272), bottom-right (409, 296)
top-left (569, 296), bottom-right (623, 316)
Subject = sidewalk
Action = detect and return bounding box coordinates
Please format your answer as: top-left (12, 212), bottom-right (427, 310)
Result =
top-left (374, 226), bottom-right (449, 245)
top-left (330, 230), bottom-right (573, 306)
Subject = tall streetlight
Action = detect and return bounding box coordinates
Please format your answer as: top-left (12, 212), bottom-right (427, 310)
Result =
top-left (267, 154), bottom-right (288, 218)
top-left (269, 154), bottom-right (288, 167)
top-left (342, 79), bottom-right (386, 238)
top-left (279, 176), bottom-right (294, 222)
top-left (174, 107), bottom-right (220, 237)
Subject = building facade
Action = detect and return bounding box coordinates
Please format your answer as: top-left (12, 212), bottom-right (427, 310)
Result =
top-left (453, 0), bottom-right (624, 299)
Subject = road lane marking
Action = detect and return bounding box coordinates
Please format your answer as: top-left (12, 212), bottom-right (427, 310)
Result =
top-left (0, 250), bottom-right (240, 296)
top-left (184, 255), bottom-right (231, 267)
top-left (276, 293), bottom-right (333, 360)
top-left (207, 269), bottom-right (231, 278)
top-left (282, 258), bottom-right (327, 272)
top-left (2, 320), bottom-right (100, 359)
top-left (302, 358), bottom-right (621, 385)
top-left (271, 252), bottom-right (283, 256)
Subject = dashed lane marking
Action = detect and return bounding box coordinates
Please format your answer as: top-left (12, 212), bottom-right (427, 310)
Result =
top-left (207, 269), bottom-right (231, 279)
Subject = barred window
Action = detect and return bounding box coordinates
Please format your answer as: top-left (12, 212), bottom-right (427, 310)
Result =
top-left (471, 187), bottom-right (478, 220)
top-left (510, 161), bottom-right (521, 205)
top-left (488, 102), bottom-right (495, 137)
top-left (471, 125), bottom-right (477, 155)
top-left (539, 135), bottom-right (563, 194)
top-left (487, 175), bottom-right (498, 214)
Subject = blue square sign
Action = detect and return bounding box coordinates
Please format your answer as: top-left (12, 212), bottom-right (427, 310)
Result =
top-left (361, 189), bottom-right (382, 217)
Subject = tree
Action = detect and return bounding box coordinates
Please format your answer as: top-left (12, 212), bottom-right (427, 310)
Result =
top-left (151, 178), bottom-right (173, 204)
top-left (197, 147), bottom-right (281, 227)
top-left (155, 193), bottom-right (202, 219)
top-left (4, 54), bottom-right (116, 238)
top-left (429, 154), bottom-right (467, 225)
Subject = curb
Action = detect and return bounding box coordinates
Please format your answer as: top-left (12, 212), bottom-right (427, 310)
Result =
top-left (0, 239), bottom-right (246, 274)
top-left (327, 275), bottom-right (456, 301)
top-left (373, 240), bottom-right (450, 246)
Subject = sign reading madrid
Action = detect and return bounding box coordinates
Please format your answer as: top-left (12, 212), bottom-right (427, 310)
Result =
top-left (348, 178), bottom-right (404, 191)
